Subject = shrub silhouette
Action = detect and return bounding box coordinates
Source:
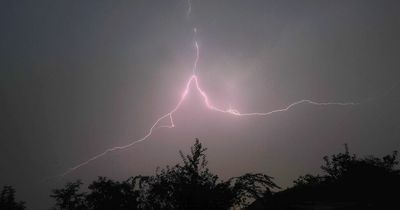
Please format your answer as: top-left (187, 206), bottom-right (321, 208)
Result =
top-left (0, 186), bottom-right (26, 210)
top-left (51, 139), bottom-right (279, 210)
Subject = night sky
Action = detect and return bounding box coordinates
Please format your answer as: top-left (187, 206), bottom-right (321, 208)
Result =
top-left (1, 1), bottom-right (400, 209)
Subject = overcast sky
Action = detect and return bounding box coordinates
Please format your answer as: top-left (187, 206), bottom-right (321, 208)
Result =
top-left (1, 0), bottom-right (400, 209)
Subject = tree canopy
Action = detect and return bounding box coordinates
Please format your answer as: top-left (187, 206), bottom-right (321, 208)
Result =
top-left (0, 186), bottom-right (26, 210)
top-left (3, 140), bottom-right (399, 210)
top-left (50, 139), bottom-right (279, 210)
top-left (247, 144), bottom-right (400, 210)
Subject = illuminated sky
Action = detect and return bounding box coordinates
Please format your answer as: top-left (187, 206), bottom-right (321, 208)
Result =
top-left (1, 1), bottom-right (400, 209)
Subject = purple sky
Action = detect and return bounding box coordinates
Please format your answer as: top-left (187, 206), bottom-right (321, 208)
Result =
top-left (1, 1), bottom-right (399, 209)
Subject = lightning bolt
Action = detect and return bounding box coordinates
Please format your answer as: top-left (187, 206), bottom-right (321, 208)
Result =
top-left (59, 30), bottom-right (357, 177)
top-left (56, 1), bottom-right (360, 178)
top-left (193, 29), bottom-right (199, 74)
top-left (186, 0), bottom-right (192, 18)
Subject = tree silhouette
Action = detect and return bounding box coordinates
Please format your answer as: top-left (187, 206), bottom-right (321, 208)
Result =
top-left (0, 186), bottom-right (26, 210)
top-left (50, 180), bottom-right (87, 210)
top-left (137, 138), bottom-right (279, 210)
top-left (318, 146), bottom-right (400, 204)
top-left (51, 178), bottom-right (140, 210)
top-left (247, 145), bottom-right (400, 210)
top-left (86, 177), bottom-right (140, 210)
top-left (51, 139), bottom-right (279, 210)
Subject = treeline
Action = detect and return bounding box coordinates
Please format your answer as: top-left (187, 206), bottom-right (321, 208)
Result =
top-left (2, 140), bottom-right (399, 210)
top-left (49, 139), bottom-right (278, 210)
top-left (246, 144), bottom-right (400, 210)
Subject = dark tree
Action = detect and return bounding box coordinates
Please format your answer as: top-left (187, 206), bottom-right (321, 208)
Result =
top-left (247, 145), bottom-right (400, 210)
top-left (0, 186), bottom-right (26, 210)
top-left (51, 178), bottom-right (140, 210)
top-left (319, 147), bottom-right (400, 204)
top-left (137, 139), bottom-right (279, 210)
top-left (86, 177), bottom-right (140, 210)
top-left (51, 139), bottom-right (278, 210)
top-left (50, 180), bottom-right (87, 210)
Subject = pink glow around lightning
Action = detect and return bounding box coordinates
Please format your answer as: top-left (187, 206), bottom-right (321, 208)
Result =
top-left (59, 2), bottom-right (358, 177)
top-left (60, 33), bottom-right (357, 177)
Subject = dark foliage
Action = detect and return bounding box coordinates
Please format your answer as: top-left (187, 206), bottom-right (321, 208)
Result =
top-left (247, 144), bottom-right (400, 210)
top-left (50, 178), bottom-right (141, 210)
top-left (86, 177), bottom-right (140, 210)
top-left (50, 181), bottom-right (87, 210)
top-left (3, 141), bottom-right (399, 210)
top-left (137, 139), bottom-right (279, 210)
top-left (50, 139), bottom-right (279, 210)
top-left (0, 186), bottom-right (25, 210)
